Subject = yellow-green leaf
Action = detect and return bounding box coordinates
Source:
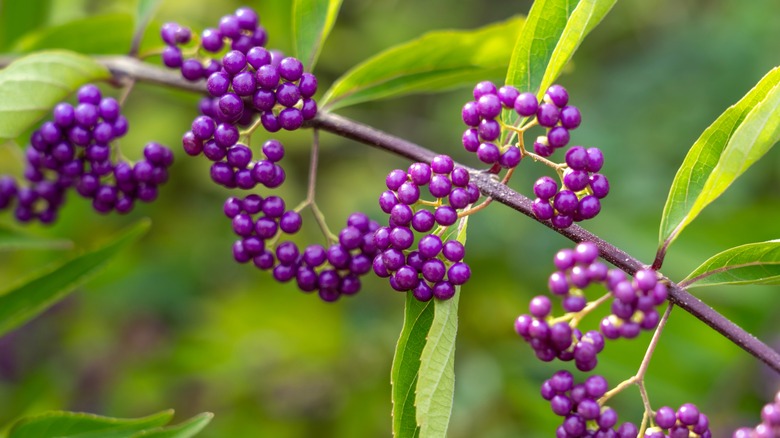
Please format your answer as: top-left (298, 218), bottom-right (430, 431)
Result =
top-left (0, 50), bottom-right (110, 140)
top-left (658, 67), bottom-right (780, 255)
top-left (322, 16), bottom-right (524, 110)
top-left (415, 217), bottom-right (468, 438)
top-left (292, 0), bottom-right (343, 71)
top-left (0, 219), bottom-right (149, 337)
top-left (681, 240), bottom-right (780, 288)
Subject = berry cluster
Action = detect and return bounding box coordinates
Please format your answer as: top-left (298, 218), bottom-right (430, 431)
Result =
top-left (599, 268), bottom-right (667, 340)
top-left (161, 7), bottom-right (269, 81)
top-left (646, 404), bottom-right (711, 438)
top-left (531, 146), bottom-right (609, 228)
top-left (228, 196), bottom-right (380, 301)
top-left (516, 243), bottom-right (668, 369)
top-left (528, 85), bottom-right (582, 157)
top-left (164, 9), bottom-right (316, 136)
top-left (541, 370), bottom-right (638, 437)
top-left (165, 8), bottom-right (383, 302)
top-left (461, 81), bottom-right (522, 167)
top-left (373, 155), bottom-right (477, 301)
top-left (514, 297), bottom-right (605, 371)
top-left (461, 81), bottom-right (607, 228)
top-left (733, 391), bottom-right (780, 438)
top-left (0, 84), bottom-right (172, 223)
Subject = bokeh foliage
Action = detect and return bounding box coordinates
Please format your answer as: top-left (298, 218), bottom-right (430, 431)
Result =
top-left (0, 0), bottom-right (778, 437)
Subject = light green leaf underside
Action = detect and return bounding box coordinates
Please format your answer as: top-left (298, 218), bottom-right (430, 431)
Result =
top-left (0, 50), bottom-right (110, 140)
top-left (0, 219), bottom-right (150, 337)
top-left (322, 16), bottom-right (524, 110)
top-left (415, 217), bottom-right (468, 438)
top-left (391, 295), bottom-right (433, 438)
top-left (682, 240), bottom-right (780, 288)
top-left (292, 0), bottom-right (343, 71)
top-left (658, 67), bottom-right (780, 252)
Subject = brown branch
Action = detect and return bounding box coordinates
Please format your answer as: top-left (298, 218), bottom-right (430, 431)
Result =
top-left (2, 54), bottom-right (778, 373)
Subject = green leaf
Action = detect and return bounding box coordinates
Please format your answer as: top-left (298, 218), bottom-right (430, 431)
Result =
top-left (658, 67), bottom-right (780, 254)
top-left (322, 16), bottom-right (524, 110)
top-left (415, 218), bottom-right (467, 438)
top-left (292, 0), bottom-right (343, 71)
top-left (0, 50), bottom-right (110, 140)
top-left (0, 224), bottom-right (71, 251)
top-left (8, 410), bottom-right (173, 438)
top-left (391, 295), bottom-right (433, 438)
top-left (131, 413), bottom-right (213, 438)
top-left (504, 0), bottom-right (578, 95)
top-left (133, 0), bottom-right (163, 54)
top-left (0, 0), bottom-right (51, 50)
top-left (535, 0), bottom-right (617, 97)
top-left (12, 14), bottom-right (134, 55)
top-left (0, 219), bottom-right (150, 337)
top-left (680, 240), bottom-right (780, 288)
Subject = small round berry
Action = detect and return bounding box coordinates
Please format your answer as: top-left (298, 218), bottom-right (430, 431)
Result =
top-left (434, 206), bottom-right (457, 226)
top-left (497, 85), bottom-right (519, 108)
top-left (256, 65), bottom-right (280, 89)
top-left (545, 84), bottom-right (569, 107)
top-left (498, 146), bottom-right (521, 168)
top-left (461, 101), bottom-right (480, 127)
top-left (478, 119), bottom-right (500, 141)
top-left (536, 103), bottom-right (560, 127)
top-left (232, 71), bottom-right (257, 96)
top-left (247, 46), bottom-right (271, 69)
top-left (529, 295), bottom-right (551, 318)
top-left (533, 137), bottom-right (554, 157)
top-left (162, 45), bottom-right (183, 68)
top-left (429, 174), bottom-right (452, 198)
top-left (299, 73), bottom-right (318, 98)
top-left (477, 93), bottom-right (501, 119)
top-left (551, 214), bottom-right (573, 229)
top-left (547, 126), bottom-right (569, 148)
top-left (279, 57), bottom-right (304, 82)
top-left (413, 282), bottom-right (434, 302)
top-left (472, 81), bottom-right (497, 99)
top-left (181, 59), bottom-right (205, 80)
top-left (560, 105), bottom-right (582, 129)
top-left (532, 198), bottom-right (554, 220)
top-left (432, 281), bottom-right (456, 300)
top-left (553, 190), bottom-right (578, 215)
top-left (586, 148), bottom-right (604, 172)
top-left (408, 162), bottom-right (432, 186)
top-left (411, 210), bottom-right (435, 232)
top-left (276, 82), bottom-right (302, 107)
top-left (577, 195), bottom-right (601, 220)
top-left (533, 176), bottom-right (558, 200)
top-left (279, 108), bottom-right (304, 130)
top-left (589, 173), bottom-right (610, 199)
top-left (513, 92), bottom-right (538, 117)
top-left (431, 155), bottom-right (454, 174)
top-left (563, 169), bottom-right (589, 191)
top-left (462, 128), bottom-right (480, 152)
top-left (477, 142), bottom-right (500, 164)
top-left (390, 203), bottom-right (413, 226)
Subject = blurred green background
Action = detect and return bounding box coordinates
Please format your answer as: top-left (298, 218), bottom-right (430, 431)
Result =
top-left (0, 0), bottom-right (779, 436)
